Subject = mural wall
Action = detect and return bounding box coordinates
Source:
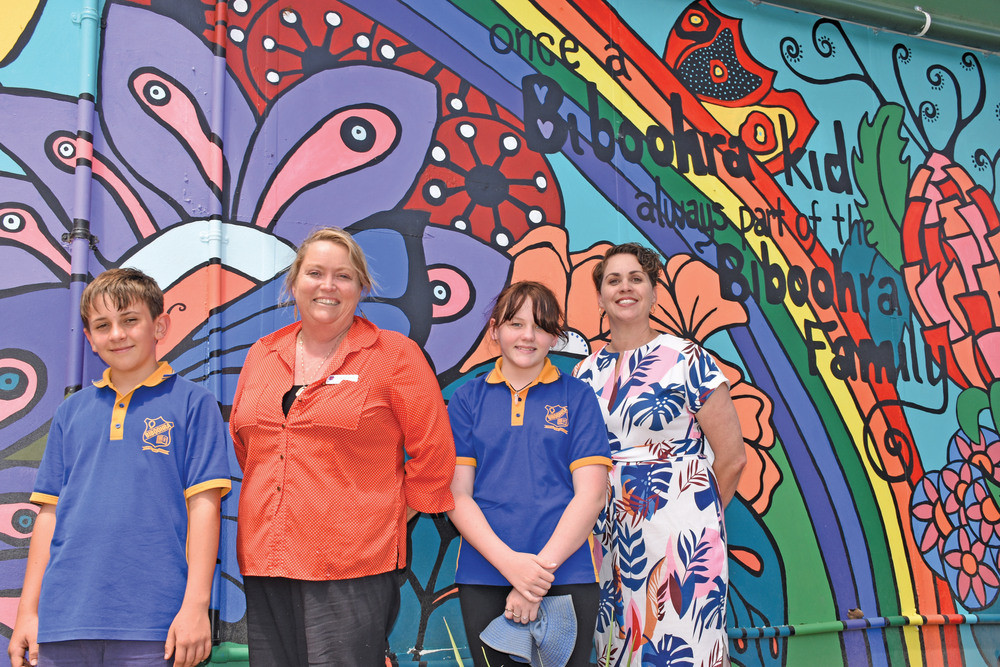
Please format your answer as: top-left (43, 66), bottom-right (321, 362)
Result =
top-left (2, 0), bottom-right (999, 664)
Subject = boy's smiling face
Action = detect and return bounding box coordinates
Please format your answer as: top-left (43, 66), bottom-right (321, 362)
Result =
top-left (84, 296), bottom-right (168, 391)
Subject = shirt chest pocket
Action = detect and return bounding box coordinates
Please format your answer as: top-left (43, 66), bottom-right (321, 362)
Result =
top-left (303, 380), bottom-right (372, 431)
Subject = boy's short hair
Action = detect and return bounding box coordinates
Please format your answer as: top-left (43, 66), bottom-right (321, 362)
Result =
top-left (80, 268), bottom-right (164, 330)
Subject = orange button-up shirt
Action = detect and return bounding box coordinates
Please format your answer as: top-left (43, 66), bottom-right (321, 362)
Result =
top-left (230, 317), bottom-right (455, 580)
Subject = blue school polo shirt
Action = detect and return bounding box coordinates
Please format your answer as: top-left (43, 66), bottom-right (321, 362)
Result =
top-left (449, 358), bottom-right (611, 586)
top-left (31, 362), bottom-right (231, 642)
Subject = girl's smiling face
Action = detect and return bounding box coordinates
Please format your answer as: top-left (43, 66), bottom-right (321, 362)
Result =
top-left (490, 297), bottom-right (557, 384)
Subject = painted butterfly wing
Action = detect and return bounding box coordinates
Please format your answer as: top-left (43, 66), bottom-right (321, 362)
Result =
top-left (234, 65), bottom-right (439, 243)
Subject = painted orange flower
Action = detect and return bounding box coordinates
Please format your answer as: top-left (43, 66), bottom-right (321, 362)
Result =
top-left (657, 254), bottom-right (779, 514)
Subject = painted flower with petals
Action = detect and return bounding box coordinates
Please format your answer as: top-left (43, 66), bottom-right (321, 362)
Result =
top-left (940, 525), bottom-right (1000, 611)
top-left (658, 254), bottom-right (779, 515)
top-left (716, 359), bottom-right (780, 515)
top-left (656, 254), bottom-right (748, 341)
top-left (938, 460), bottom-right (984, 525)
top-left (910, 471), bottom-right (952, 578)
top-left (948, 426), bottom-right (1000, 483)
top-left (965, 476), bottom-right (1000, 549)
top-left (406, 115), bottom-right (562, 248)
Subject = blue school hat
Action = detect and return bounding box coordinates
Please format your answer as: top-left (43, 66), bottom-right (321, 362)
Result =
top-left (479, 594), bottom-right (577, 667)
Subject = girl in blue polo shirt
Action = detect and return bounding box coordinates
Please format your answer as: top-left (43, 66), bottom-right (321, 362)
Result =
top-left (448, 281), bottom-right (612, 667)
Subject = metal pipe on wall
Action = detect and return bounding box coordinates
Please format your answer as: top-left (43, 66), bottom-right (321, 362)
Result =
top-left (204, 0), bottom-right (228, 396)
top-left (63, 0), bottom-right (102, 395)
top-left (204, 0), bottom-right (229, 644)
top-left (750, 0), bottom-right (1000, 53)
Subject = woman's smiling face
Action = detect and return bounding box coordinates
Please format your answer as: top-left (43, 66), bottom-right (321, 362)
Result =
top-left (598, 252), bottom-right (656, 327)
top-left (291, 240), bottom-right (362, 331)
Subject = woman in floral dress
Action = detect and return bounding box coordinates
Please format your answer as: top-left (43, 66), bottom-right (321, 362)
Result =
top-left (574, 243), bottom-right (745, 667)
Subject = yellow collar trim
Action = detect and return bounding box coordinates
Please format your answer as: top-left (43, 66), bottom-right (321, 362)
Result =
top-left (94, 361), bottom-right (174, 392)
top-left (485, 357), bottom-right (560, 389)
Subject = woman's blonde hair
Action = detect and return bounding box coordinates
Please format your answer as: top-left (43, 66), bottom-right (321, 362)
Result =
top-left (283, 227), bottom-right (377, 299)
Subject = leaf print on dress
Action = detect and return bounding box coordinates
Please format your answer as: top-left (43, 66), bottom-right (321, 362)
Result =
top-left (685, 343), bottom-right (727, 408)
top-left (670, 527), bottom-right (726, 618)
top-left (617, 520), bottom-right (649, 590)
top-left (576, 336), bottom-right (731, 665)
top-left (641, 634), bottom-right (695, 667)
top-left (624, 381), bottom-right (687, 434)
top-left (677, 459), bottom-right (718, 510)
top-left (613, 346), bottom-right (678, 413)
top-left (623, 597), bottom-right (646, 658)
top-left (621, 464), bottom-right (674, 522)
top-left (644, 557), bottom-right (671, 633)
top-left (693, 575), bottom-right (727, 642)
top-left (597, 576), bottom-right (624, 637)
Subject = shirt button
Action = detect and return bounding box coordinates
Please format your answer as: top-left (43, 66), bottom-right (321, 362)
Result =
top-left (115, 424), bottom-right (121, 429)
top-left (118, 403), bottom-right (125, 408)
top-left (279, 454), bottom-right (284, 460)
top-left (276, 485), bottom-right (281, 492)
top-left (280, 424), bottom-right (286, 429)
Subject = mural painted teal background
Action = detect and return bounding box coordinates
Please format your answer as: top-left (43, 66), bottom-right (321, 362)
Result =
top-left (2, 0), bottom-right (999, 664)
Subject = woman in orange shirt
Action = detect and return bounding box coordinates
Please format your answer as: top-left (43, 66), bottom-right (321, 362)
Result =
top-left (229, 227), bottom-right (456, 666)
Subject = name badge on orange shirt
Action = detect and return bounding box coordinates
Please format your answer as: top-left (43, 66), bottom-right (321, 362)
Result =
top-left (326, 374), bottom-right (359, 385)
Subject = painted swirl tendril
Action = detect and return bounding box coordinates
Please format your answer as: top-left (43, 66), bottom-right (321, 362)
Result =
top-left (780, 18), bottom-right (883, 102)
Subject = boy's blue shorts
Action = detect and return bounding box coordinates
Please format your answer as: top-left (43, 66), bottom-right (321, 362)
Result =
top-left (38, 640), bottom-right (172, 666)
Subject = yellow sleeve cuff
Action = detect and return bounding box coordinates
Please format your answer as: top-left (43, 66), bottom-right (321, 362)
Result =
top-left (185, 478), bottom-right (232, 499)
top-left (569, 456), bottom-right (612, 472)
top-left (30, 492), bottom-right (58, 506)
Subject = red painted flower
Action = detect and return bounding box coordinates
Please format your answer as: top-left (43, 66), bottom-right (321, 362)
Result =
top-left (404, 116), bottom-right (562, 248)
top-left (941, 525), bottom-right (1000, 611)
top-left (938, 460), bottom-right (980, 524)
top-left (910, 471), bottom-right (952, 578)
top-left (223, 1), bottom-right (434, 113)
top-left (948, 426), bottom-right (1000, 483)
top-left (965, 477), bottom-right (1000, 548)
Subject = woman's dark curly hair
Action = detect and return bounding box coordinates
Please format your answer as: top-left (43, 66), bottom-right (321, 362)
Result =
top-left (591, 242), bottom-right (663, 290)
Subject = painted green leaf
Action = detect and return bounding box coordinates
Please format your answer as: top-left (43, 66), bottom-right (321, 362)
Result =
top-left (956, 386), bottom-right (989, 444)
top-left (991, 380), bottom-right (1000, 434)
top-left (852, 103), bottom-right (910, 271)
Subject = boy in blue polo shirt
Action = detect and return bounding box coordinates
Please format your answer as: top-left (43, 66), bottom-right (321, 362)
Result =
top-left (8, 268), bottom-right (231, 667)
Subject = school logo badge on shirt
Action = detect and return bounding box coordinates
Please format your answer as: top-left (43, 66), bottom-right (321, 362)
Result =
top-left (142, 416), bottom-right (174, 454)
top-left (544, 405), bottom-right (568, 433)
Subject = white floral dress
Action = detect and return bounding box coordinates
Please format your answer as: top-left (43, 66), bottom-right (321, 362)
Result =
top-left (575, 333), bottom-right (730, 667)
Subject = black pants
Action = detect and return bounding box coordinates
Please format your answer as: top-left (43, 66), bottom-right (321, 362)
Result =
top-left (244, 573), bottom-right (400, 666)
top-left (458, 583), bottom-right (599, 667)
